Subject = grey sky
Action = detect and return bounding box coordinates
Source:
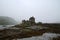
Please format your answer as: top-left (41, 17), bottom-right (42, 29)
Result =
top-left (0, 0), bottom-right (60, 23)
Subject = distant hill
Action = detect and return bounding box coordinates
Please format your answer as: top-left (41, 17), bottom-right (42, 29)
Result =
top-left (0, 16), bottom-right (17, 25)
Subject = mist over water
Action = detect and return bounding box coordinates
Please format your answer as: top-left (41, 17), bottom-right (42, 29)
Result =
top-left (0, 0), bottom-right (60, 23)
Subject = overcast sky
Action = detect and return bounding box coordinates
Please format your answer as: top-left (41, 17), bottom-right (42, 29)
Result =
top-left (0, 0), bottom-right (60, 23)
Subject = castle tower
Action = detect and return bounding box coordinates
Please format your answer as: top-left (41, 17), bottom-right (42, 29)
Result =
top-left (29, 16), bottom-right (35, 25)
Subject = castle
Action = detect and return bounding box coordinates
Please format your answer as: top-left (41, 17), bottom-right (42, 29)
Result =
top-left (21, 16), bottom-right (36, 27)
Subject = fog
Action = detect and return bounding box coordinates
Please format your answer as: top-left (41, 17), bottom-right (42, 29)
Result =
top-left (0, 0), bottom-right (60, 23)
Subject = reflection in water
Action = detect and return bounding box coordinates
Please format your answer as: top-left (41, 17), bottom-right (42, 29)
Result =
top-left (17, 33), bottom-right (60, 40)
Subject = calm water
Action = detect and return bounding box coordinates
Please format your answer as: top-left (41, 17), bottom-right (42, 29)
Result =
top-left (0, 25), bottom-right (14, 30)
top-left (16, 33), bottom-right (60, 40)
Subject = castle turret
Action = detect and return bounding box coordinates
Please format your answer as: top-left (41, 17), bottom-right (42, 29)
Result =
top-left (29, 16), bottom-right (35, 25)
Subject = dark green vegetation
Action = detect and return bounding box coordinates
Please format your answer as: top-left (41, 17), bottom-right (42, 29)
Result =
top-left (0, 16), bottom-right (60, 40)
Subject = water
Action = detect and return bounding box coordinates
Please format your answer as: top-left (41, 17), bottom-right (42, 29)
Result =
top-left (0, 25), bottom-right (14, 30)
top-left (16, 33), bottom-right (60, 40)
